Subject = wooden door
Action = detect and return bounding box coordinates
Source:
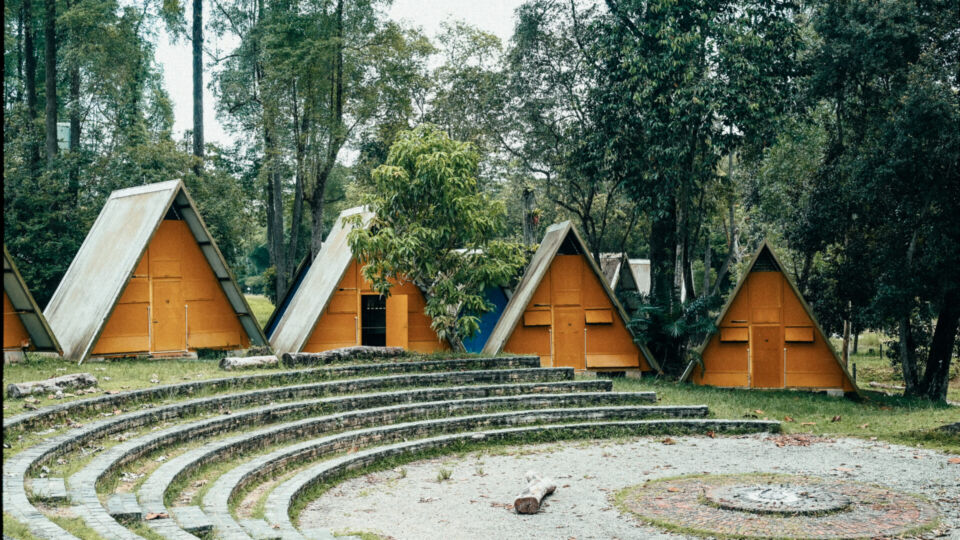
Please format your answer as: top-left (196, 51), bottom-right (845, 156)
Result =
top-left (385, 294), bottom-right (409, 349)
top-left (553, 307), bottom-right (585, 370)
top-left (751, 325), bottom-right (783, 388)
top-left (151, 279), bottom-right (185, 352)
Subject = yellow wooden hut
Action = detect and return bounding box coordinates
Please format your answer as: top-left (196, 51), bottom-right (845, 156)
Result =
top-left (4, 245), bottom-right (61, 360)
top-left (44, 181), bottom-right (267, 362)
top-left (680, 240), bottom-right (858, 395)
top-left (481, 222), bottom-right (658, 372)
top-left (267, 207), bottom-right (449, 356)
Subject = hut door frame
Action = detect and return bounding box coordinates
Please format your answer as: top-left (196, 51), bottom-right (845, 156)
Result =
top-left (750, 324), bottom-right (783, 388)
top-left (150, 278), bottom-right (186, 353)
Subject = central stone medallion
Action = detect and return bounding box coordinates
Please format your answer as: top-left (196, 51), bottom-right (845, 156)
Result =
top-left (705, 484), bottom-right (851, 515)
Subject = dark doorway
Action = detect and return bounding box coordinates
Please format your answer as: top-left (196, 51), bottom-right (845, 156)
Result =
top-left (361, 295), bottom-right (387, 346)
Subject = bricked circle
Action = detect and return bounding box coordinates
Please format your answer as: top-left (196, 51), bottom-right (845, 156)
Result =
top-left (704, 484), bottom-right (851, 515)
top-left (617, 473), bottom-right (939, 539)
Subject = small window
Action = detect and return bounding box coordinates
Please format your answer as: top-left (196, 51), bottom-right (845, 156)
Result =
top-left (720, 327), bottom-right (749, 342)
top-left (785, 326), bottom-right (814, 342)
top-left (585, 309), bottom-right (613, 325)
top-left (523, 311), bottom-right (551, 327)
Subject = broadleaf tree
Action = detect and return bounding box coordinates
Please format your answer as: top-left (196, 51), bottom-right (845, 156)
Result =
top-left (347, 124), bottom-right (527, 348)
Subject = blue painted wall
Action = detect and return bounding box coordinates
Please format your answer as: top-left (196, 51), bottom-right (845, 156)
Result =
top-left (462, 286), bottom-right (509, 353)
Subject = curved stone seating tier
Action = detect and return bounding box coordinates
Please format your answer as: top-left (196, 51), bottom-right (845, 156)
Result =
top-left (4, 354), bottom-right (784, 540)
top-left (264, 419), bottom-right (781, 538)
top-left (138, 394), bottom-right (674, 535)
top-left (201, 407), bottom-right (733, 540)
top-left (4, 367), bottom-right (583, 540)
top-left (3, 356), bottom-right (542, 434)
top-left (71, 395), bottom-right (670, 540)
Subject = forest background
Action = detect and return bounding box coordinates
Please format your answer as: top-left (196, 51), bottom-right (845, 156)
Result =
top-left (3, 0), bottom-right (958, 401)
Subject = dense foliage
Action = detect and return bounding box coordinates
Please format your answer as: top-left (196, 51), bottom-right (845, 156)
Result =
top-left (3, 0), bottom-right (957, 400)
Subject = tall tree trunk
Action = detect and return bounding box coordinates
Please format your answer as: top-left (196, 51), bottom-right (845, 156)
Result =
top-left (918, 287), bottom-right (960, 402)
top-left (308, 0), bottom-right (345, 260)
top-left (901, 231), bottom-right (920, 395)
top-left (701, 235), bottom-right (711, 296)
top-left (522, 187), bottom-right (536, 245)
top-left (24, 0), bottom-right (39, 169)
top-left (67, 0), bottom-right (80, 202)
top-left (851, 329), bottom-right (859, 355)
top-left (265, 117), bottom-right (287, 302)
top-left (192, 0), bottom-right (203, 170)
top-left (44, 0), bottom-right (57, 166)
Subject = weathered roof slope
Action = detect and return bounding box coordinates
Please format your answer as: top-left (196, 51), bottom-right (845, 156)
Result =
top-left (679, 240), bottom-right (860, 395)
top-left (44, 180), bottom-right (266, 361)
top-left (268, 206), bottom-right (374, 355)
top-left (481, 221), bottom-right (659, 371)
top-left (4, 245), bottom-right (61, 353)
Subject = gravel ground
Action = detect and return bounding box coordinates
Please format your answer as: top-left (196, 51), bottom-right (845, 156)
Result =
top-left (299, 434), bottom-right (960, 539)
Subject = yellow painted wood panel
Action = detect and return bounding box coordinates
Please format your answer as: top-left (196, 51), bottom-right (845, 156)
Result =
top-left (3, 291), bottom-right (31, 349)
top-left (304, 259), bottom-right (447, 353)
top-left (523, 310), bottom-right (551, 326)
top-left (584, 308), bottom-right (613, 324)
top-left (385, 294), bottom-right (409, 349)
top-left (695, 261), bottom-right (854, 392)
top-left (551, 256), bottom-right (582, 306)
top-left (720, 327), bottom-right (749, 342)
top-left (93, 220), bottom-right (249, 355)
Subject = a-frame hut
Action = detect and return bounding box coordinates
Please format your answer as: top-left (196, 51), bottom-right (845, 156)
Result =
top-left (267, 207), bottom-right (450, 356)
top-left (628, 258), bottom-right (651, 295)
top-left (680, 240), bottom-right (858, 395)
top-left (481, 222), bottom-right (659, 372)
top-left (4, 245), bottom-right (62, 359)
top-left (600, 252), bottom-right (644, 315)
top-left (45, 180), bottom-right (267, 362)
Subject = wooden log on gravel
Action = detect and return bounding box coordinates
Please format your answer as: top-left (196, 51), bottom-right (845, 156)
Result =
top-left (514, 470), bottom-right (556, 514)
top-left (219, 355), bottom-right (279, 371)
top-left (282, 346), bottom-right (406, 367)
top-left (7, 373), bottom-right (98, 398)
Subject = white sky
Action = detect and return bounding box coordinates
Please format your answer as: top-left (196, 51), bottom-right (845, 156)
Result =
top-left (155, 0), bottom-right (524, 147)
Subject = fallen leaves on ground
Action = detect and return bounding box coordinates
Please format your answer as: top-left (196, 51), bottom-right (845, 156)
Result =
top-left (783, 416), bottom-right (794, 422)
top-left (144, 513), bottom-right (168, 520)
top-left (800, 422), bottom-right (816, 426)
top-left (831, 415), bottom-right (842, 422)
top-left (766, 434), bottom-right (835, 447)
top-left (858, 423), bottom-right (870, 429)
top-left (661, 437), bottom-right (676, 445)
top-left (947, 457), bottom-right (960, 465)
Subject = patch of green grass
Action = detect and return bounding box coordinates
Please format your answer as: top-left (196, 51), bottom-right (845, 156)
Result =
top-left (245, 294), bottom-right (275, 328)
top-left (611, 377), bottom-right (960, 453)
top-left (3, 512), bottom-right (43, 540)
top-left (335, 530), bottom-right (389, 540)
top-left (47, 515), bottom-right (102, 540)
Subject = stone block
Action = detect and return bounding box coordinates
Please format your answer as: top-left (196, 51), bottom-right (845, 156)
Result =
top-left (30, 477), bottom-right (67, 502)
top-left (106, 493), bottom-right (142, 523)
top-left (173, 505), bottom-right (213, 535)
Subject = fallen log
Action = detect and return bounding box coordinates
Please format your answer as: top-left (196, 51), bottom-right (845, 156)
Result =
top-left (7, 373), bottom-right (98, 398)
top-left (281, 346), bottom-right (406, 368)
top-left (219, 355), bottom-right (279, 371)
top-left (514, 470), bottom-right (556, 514)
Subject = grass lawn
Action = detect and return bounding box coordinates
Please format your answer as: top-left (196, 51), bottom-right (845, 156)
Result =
top-left (245, 294), bottom-right (275, 328)
top-left (612, 376), bottom-right (959, 453)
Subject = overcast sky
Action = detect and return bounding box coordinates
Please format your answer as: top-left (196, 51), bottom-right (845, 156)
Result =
top-left (156, 0), bottom-right (524, 146)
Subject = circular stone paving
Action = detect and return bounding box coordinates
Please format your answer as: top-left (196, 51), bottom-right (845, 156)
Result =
top-left (704, 484), bottom-right (851, 515)
top-left (617, 473), bottom-right (939, 539)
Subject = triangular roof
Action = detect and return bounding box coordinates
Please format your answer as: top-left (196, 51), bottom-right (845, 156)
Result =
top-left (679, 239), bottom-right (859, 395)
top-left (627, 258), bottom-right (651, 295)
top-left (4, 245), bottom-right (61, 353)
top-left (268, 206), bottom-right (375, 355)
top-left (600, 252), bottom-right (641, 293)
top-left (481, 221), bottom-right (660, 372)
top-left (44, 180), bottom-right (267, 362)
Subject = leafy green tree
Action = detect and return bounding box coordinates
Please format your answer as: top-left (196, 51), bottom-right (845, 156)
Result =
top-left (800, 0), bottom-right (959, 401)
top-left (347, 125), bottom-right (526, 348)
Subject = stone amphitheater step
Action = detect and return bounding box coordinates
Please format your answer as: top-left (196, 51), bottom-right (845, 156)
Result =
top-left (3, 356), bottom-right (542, 434)
top-left (72, 393), bottom-right (667, 540)
top-left (4, 369), bottom-right (587, 540)
top-left (264, 419), bottom-right (781, 539)
top-left (137, 393), bottom-right (669, 537)
top-left (202, 406), bottom-right (727, 540)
